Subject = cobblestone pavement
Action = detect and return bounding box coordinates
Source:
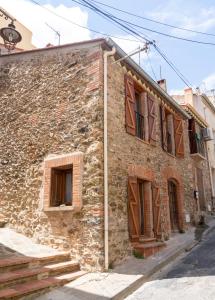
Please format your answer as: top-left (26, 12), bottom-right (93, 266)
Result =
top-left (125, 227), bottom-right (215, 300)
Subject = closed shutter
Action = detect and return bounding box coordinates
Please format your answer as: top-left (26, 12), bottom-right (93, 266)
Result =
top-left (140, 92), bottom-right (149, 141)
top-left (125, 75), bottom-right (136, 136)
top-left (174, 115), bottom-right (185, 157)
top-left (128, 176), bottom-right (140, 242)
top-left (160, 105), bottom-right (168, 151)
top-left (152, 185), bottom-right (161, 237)
top-left (147, 95), bottom-right (156, 144)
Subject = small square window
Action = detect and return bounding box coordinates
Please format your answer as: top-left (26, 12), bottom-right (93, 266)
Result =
top-left (43, 152), bottom-right (83, 211)
top-left (50, 165), bottom-right (73, 207)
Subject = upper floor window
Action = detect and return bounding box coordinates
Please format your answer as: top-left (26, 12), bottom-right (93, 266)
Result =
top-left (160, 105), bottom-right (185, 158)
top-left (125, 74), bottom-right (156, 145)
top-left (188, 118), bottom-right (205, 157)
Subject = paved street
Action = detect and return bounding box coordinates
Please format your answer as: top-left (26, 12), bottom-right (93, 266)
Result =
top-left (126, 227), bottom-right (215, 300)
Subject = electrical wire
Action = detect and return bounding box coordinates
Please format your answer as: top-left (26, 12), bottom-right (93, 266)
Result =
top-left (77, 0), bottom-right (195, 87)
top-left (29, 0), bottom-right (141, 43)
top-left (71, 0), bottom-right (145, 43)
top-left (153, 44), bottom-right (192, 88)
top-left (89, 0), bottom-right (215, 38)
top-left (155, 45), bottom-right (193, 87)
top-left (80, 0), bottom-right (215, 46)
top-left (78, 0), bottom-right (192, 87)
top-left (30, 0), bottom-right (194, 89)
top-left (73, 0), bottom-right (151, 43)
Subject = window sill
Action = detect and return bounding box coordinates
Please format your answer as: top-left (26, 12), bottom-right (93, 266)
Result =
top-left (43, 205), bottom-right (82, 212)
top-left (165, 151), bottom-right (176, 159)
top-left (135, 137), bottom-right (156, 147)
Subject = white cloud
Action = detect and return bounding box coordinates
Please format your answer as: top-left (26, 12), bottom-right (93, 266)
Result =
top-left (202, 73), bottom-right (215, 91)
top-left (0, 0), bottom-right (91, 47)
top-left (147, 2), bottom-right (215, 39)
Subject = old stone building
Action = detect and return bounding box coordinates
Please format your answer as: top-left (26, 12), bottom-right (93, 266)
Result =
top-left (0, 38), bottom-right (211, 271)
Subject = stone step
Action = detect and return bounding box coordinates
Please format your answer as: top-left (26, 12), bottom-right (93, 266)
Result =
top-left (134, 241), bottom-right (166, 258)
top-left (139, 237), bottom-right (157, 243)
top-left (0, 270), bottom-right (86, 299)
top-left (0, 261), bottom-right (80, 289)
top-left (0, 252), bottom-right (71, 273)
top-left (0, 221), bottom-right (7, 228)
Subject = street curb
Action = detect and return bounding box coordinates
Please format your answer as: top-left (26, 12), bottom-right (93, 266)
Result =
top-left (201, 223), bottom-right (215, 239)
top-left (112, 239), bottom-right (197, 300)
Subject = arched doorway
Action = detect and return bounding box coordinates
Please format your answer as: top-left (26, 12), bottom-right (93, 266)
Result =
top-left (168, 179), bottom-right (179, 232)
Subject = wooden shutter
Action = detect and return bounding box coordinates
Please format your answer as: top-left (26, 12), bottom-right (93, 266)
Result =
top-left (174, 115), bottom-right (185, 157)
top-left (147, 95), bottom-right (156, 144)
top-left (152, 185), bottom-right (161, 238)
top-left (140, 92), bottom-right (149, 141)
top-left (160, 105), bottom-right (168, 151)
top-left (50, 169), bottom-right (66, 206)
top-left (128, 176), bottom-right (140, 242)
top-left (125, 75), bottom-right (136, 136)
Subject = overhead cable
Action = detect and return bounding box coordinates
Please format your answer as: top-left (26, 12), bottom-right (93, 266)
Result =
top-left (90, 0), bottom-right (215, 38)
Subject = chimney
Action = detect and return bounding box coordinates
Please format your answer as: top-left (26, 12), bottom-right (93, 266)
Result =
top-left (157, 79), bottom-right (167, 92)
top-left (184, 87), bottom-right (193, 105)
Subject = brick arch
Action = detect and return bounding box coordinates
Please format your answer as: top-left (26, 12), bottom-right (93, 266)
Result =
top-left (162, 167), bottom-right (185, 233)
top-left (128, 164), bottom-right (155, 181)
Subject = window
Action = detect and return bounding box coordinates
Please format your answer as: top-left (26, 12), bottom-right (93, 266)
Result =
top-left (43, 152), bottom-right (83, 211)
top-left (160, 105), bottom-right (184, 157)
top-left (135, 91), bottom-right (144, 140)
top-left (125, 75), bottom-right (156, 144)
top-left (188, 118), bottom-right (205, 157)
top-left (50, 165), bottom-right (73, 207)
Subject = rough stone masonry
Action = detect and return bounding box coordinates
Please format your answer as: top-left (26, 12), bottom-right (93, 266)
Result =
top-left (0, 39), bottom-right (212, 270)
top-left (0, 41), bottom-right (105, 271)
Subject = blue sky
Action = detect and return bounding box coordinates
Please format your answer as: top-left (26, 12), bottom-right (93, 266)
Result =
top-left (1, 0), bottom-right (215, 93)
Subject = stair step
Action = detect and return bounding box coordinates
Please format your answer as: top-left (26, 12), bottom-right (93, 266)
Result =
top-left (0, 271), bottom-right (86, 299)
top-left (0, 252), bottom-right (71, 273)
top-left (0, 221), bottom-right (7, 228)
top-left (135, 241), bottom-right (165, 249)
top-left (139, 237), bottom-right (157, 243)
top-left (134, 241), bottom-right (166, 258)
top-left (0, 261), bottom-right (79, 288)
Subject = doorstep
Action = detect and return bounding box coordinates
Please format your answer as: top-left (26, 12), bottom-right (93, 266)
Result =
top-left (35, 226), bottom-right (204, 300)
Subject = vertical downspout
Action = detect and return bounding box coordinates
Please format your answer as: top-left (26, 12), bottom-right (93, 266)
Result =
top-left (103, 47), bottom-right (116, 271)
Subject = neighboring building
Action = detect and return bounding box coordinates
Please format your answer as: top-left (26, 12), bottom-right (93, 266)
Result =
top-left (0, 7), bottom-right (35, 53)
top-left (0, 39), bottom-right (211, 271)
top-left (173, 88), bottom-right (215, 210)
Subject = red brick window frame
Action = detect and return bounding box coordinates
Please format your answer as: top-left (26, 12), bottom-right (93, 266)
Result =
top-left (43, 152), bottom-right (83, 212)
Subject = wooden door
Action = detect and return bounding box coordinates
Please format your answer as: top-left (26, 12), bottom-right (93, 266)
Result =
top-left (168, 180), bottom-right (179, 232)
top-left (128, 177), bottom-right (140, 242)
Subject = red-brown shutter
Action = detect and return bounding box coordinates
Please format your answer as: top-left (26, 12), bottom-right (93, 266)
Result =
top-left (174, 115), bottom-right (185, 157)
top-left (125, 75), bottom-right (136, 136)
top-left (160, 105), bottom-right (168, 151)
top-left (147, 95), bottom-right (156, 144)
top-left (140, 92), bottom-right (149, 141)
top-left (128, 176), bottom-right (140, 242)
top-left (152, 185), bottom-right (162, 238)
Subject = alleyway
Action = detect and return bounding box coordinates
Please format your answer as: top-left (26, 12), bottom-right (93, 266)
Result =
top-left (126, 227), bottom-right (215, 300)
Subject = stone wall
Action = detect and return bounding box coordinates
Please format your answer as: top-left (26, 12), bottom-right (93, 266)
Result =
top-left (0, 43), bottom-right (105, 270)
top-left (107, 57), bottom-right (212, 266)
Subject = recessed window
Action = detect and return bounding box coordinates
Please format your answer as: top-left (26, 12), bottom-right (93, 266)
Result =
top-left (160, 105), bottom-right (184, 157)
top-left (50, 165), bottom-right (73, 207)
top-left (135, 91), bottom-right (144, 140)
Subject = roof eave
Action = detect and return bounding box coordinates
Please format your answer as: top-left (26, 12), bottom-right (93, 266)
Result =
top-left (104, 38), bottom-right (190, 119)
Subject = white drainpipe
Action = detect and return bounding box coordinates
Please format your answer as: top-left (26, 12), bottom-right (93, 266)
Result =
top-left (103, 47), bottom-right (116, 271)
